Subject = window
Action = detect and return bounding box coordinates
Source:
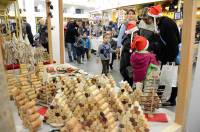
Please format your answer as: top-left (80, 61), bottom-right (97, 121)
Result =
top-left (75, 9), bottom-right (84, 14)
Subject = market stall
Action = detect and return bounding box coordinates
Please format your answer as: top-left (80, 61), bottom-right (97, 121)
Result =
top-left (0, 0), bottom-right (199, 132)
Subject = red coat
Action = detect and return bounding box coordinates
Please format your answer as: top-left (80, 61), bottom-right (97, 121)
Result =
top-left (130, 52), bottom-right (158, 82)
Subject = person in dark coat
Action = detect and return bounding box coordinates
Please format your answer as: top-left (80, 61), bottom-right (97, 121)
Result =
top-left (156, 16), bottom-right (181, 64)
top-left (147, 5), bottom-right (180, 64)
top-left (22, 20), bottom-right (34, 46)
top-left (65, 21), bottom-right (79, 62)
top-left (119, 21), bottom-right (139, 87)
top-left (38, 19), bottom-right (48, 52)
top-left (147, 5), bottom-right (181, 106)
top-left (139, 7), bottom-right (160, 53)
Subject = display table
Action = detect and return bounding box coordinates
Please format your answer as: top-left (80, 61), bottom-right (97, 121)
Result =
top-left (9, 63), bottom-right (175, 131)
top-left (11, 101), bottom-right (175, 132)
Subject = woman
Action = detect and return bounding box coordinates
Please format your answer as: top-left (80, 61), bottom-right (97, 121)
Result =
top-left (117, 9), bottom-right (136, 48)
top-left (119, 21), bottom-right (139, 86)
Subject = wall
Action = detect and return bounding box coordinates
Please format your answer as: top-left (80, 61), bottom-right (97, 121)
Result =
top-left (51, 0), bottom-right (60, 64)
top-left (24, 0), bottom-right (36, 35)
top-left (186, 44), bottom-right (200, 132)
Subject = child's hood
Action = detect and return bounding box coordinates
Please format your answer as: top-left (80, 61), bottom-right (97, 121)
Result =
top-left (132, 53), bottom-right (152, 65)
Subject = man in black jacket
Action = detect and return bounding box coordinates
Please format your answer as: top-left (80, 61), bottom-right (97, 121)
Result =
top-left (22, 20), bottom-right (34, 46)
top-left (147, 5), bottom-right (181, 106)
top-left (147, 5), bottom-right (181, 64)
top-left (65, 21), bottom-right (79, 62)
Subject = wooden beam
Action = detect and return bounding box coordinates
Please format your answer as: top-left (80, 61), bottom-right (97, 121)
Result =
top-left (175, 0), bottom-right (196, 129)
top-left (0, 36), bottom-right (16, 132)
top-left (45, 0), bottom-right (53, 64)
top-left (59, 0), bottom-right (65, 64)
top-left (15, 0), bottom-right (22, 37)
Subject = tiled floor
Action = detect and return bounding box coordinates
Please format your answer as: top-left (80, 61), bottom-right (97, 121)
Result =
top-left (66, 54), bottom-right (123, 86)
top-left (11, 53), bottom-right (176, 132)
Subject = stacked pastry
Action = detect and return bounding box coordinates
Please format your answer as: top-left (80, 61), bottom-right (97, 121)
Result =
top-left (19, 76), bottom-right (37, 101)
top-left (36, 62), bottom-right (44, 82)
top-left (12, 89), bottom-right (42, 131)
top-left (46, 81), bottom-right (57, 103)
top-left (23, 101), bottom-right (42, 132)
top-left (44, 91), bottom-right (73, 126)
top-left (132, 83), bottom-right (143, 104)
top-left (20, 64), bottom-right (29, 75)
top-left (141, 88), bottom-right (160, 113)
top-left (45, 75), bottom-right (150, 131)
top-left (60, 117), bottom-right (85, 132)
top-left (12, 89), bottom-right (29, 127)
top-left (30, 74), bottom-right (42, 94)
top-left (37, 84), bottom-right (48, 103)
top-left (6, 70), bottom-right (18, 99)
top-left (118, 81), bottom-right (144, 108)
top-left (118, 82), bottom-right (134, 111)
top-left (98, 83), bottom-right (125, 122)
top-left (119, 101), bottom-right (150, 132)
top-left (86, 85), bottom-right (117, 131)
top-left (107, 75), bottom-right (116, 88)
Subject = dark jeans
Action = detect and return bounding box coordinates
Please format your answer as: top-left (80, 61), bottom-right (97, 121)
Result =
top-left (110, 53), bottom-right (116, 66)
top-left (66, 43), bottom-right (77, 61)
top-left (76, 47), bottom-right (84, 63)
top-left (82, 48), bottom-right (90, 60)
top-left (101, 60), bottom-right (109, 76)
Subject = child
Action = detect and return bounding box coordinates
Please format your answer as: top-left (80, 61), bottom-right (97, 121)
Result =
top-left (97, 33), bottom-right (115, 76)
top-left (106, 31), bottom-right (117, 70)
top-left (75, 37), bottom-right (84, 64)
top-left (82, 31), bottom-right (91, 61)
top-left (130, 35), bottom-right (158, 84)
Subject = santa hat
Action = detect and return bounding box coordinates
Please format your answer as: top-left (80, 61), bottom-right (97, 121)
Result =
top-left (148, 5), bottom-right (162, 18)
top-left (131, 35), bottom-right (149, 52)
top-left (125, 21), bottom-right (138, 35)
top-left (147, 5), bottom-right (162, 33)
top-left (125, 21), bottom-right (139, 47)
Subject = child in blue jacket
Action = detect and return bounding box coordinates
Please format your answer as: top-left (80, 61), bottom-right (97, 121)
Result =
top-left (82, 31), bottom-right (91, 61)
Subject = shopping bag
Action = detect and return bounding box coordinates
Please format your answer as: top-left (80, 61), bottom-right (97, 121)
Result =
top-left (159, 63), bottom-right (178, 100)
top-left (88, 50), bottom-right (92, 59)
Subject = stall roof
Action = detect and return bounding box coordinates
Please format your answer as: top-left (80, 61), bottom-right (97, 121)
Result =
top-left (90, 0), bottom-right (164, 13)
top-left (0, 0), bottom-right (16, 14)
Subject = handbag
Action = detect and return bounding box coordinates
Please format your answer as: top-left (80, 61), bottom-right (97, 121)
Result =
top-left (159, 63), bottom-right (178, 100)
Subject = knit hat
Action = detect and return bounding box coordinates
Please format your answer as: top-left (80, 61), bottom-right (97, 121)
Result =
top-left (131, 35), bottom-right (149, 52)
top-left (125, 21), bottom-right (139, 35)
top-left (147, 5), bottom-right (162, 33)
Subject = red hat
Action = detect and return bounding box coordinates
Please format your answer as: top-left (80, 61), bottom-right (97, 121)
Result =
top-left (148, 5), bottom-right (162, 18)
top-left (131, 35), bottom-right (149, 51)
top-left (125, 21), bottom-right (138, 34)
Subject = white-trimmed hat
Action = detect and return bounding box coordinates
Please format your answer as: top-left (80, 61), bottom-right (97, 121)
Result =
top-left (147, 5), bottom-right (162, 33)
top-left (148, 4), bottom-right (162, 18)
top-left (125, 21), bottom-right (139, 35)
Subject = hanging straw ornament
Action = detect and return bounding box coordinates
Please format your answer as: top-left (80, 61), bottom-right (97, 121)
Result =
top-left (3, 34), bottom-right (18, 64)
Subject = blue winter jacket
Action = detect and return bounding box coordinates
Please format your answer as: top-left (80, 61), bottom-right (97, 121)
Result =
top-left (82, 37), bottom-right (91, 49)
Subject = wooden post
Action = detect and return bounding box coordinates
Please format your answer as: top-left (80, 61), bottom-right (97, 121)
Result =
top-left (175, 0), bottom-right (196, 129)
top-left (45, 0), bottom-right (53, 64)
top-left (0, 36), bottom-right (16, 132)
top-left (59, 0), bottom-right (65, 64)
top-left (15, 0), bottom-right (22, 37)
